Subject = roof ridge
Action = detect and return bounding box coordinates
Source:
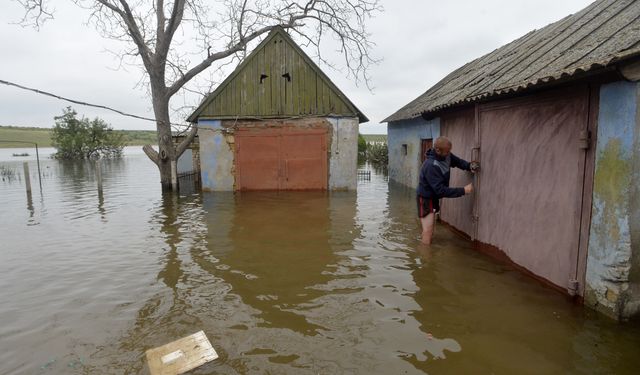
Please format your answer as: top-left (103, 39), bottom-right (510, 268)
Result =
top-left (187, 27), bottom-right (368, 123)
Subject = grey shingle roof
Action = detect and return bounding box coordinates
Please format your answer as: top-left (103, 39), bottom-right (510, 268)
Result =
top-left (383, 0), bottom-right (640, 123)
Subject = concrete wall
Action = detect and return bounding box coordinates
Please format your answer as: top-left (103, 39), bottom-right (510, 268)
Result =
top-left (387, 117), bottom-right (440, 188)
top-left (198, 117), bottom-right (358, 191)
top-left (327, 117), bottom-right (359, 190)
top-left (586, 81), bottom-right (640, 320)
top-left (198, 120), bottom-right (235, 191)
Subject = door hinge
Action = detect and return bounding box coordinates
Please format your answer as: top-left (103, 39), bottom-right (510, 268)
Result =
top-left (578, 130), bottom-right (591, 150)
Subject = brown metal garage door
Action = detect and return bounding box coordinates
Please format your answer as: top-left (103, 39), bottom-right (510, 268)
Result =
top-left (235, 128), bottom-right (328, 190)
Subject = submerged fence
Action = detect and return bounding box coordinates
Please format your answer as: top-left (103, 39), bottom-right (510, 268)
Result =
top-left (357, 169), bottom-right (371, 181)
top-left (177, 170), bottom-right (201, 194)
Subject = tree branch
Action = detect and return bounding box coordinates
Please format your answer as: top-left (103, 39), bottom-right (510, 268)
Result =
top-left (157, 0), bottom-right (186, 60)
top-left (176, 124), bottom-right (198, 158)
top-left (13, 0), bottom-right (53, 28)
top-left (143, 144), bottom-right (160, 166)
top-left (93, 0), bottom-right (154, 68)
top-left (155, 0), bottom-right (165, 50)
top-left (166, 22), bottom-right (288, 98)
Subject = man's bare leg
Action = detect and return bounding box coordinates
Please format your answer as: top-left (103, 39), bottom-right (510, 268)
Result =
top-left (420, 212), bottom-right (435, 245)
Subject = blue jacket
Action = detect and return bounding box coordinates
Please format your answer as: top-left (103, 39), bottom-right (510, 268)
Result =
top-left (417, 149), bottom-right (470, 199)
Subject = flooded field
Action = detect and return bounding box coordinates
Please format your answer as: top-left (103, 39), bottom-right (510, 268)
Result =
top-left (1, 147), bottom-right (640, 374)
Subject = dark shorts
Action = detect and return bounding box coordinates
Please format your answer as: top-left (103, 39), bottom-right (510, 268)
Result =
top-left (417, 195), bottom-right (440, 218)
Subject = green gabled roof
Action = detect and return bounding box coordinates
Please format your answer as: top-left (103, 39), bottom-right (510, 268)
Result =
top-left (187, 26), bottom-right (368, 123)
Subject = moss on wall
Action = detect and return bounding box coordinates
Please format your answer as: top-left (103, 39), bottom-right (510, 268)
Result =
top-left (593, 138), bottom-right (631, 245)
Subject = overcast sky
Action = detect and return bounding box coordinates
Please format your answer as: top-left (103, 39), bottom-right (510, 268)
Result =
top-left (0, 0), bottom-right (594, 134)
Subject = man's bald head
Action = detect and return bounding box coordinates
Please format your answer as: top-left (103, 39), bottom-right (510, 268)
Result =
top-left (434, 136), bottom-right (452, 157)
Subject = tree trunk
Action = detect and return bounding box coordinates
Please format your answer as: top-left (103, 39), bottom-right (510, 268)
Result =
top-left (152, 93), bottom-right (176, 191)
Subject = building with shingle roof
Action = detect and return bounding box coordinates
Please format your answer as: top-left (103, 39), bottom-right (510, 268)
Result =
top-left (384, 0), bottom-right (640, 320)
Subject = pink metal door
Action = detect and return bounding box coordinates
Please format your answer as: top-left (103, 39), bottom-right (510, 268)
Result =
top-left (476, 87), bottom-right (590, 293)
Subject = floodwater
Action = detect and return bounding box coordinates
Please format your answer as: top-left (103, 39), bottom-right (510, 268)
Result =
top-left (1, 147), bottom-right (639, 375)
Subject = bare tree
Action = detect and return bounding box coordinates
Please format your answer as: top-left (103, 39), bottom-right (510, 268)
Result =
top-left (16, 0), bottom-right (381, 190)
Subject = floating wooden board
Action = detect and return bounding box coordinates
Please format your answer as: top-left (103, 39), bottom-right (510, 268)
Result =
top-left (146, 331), bottom-right (218, 375)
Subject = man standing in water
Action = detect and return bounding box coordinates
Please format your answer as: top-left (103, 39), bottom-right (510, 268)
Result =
top-left (417, 136), bottom-right (478, 245)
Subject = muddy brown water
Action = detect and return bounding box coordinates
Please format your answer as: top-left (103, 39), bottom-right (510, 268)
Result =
top-left (1, 147), bottom-right (639, 374)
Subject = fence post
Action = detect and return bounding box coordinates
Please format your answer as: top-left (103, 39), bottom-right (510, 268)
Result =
top-left (35, 143), bottom-right (42, 191)
top-left (23, 162), bottom-right (31, 193)
top-left (96, 160), bottom-right (103, 193)
top-left (171, 160), bottom-right (178, 191)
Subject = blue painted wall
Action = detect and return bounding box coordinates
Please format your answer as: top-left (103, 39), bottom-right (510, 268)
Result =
top-left (198, 120), bottom-right (235, 191)
top-left (387, 117), bottom-right (440, 188)
top-left (586, 81), bottom-right (640, 319)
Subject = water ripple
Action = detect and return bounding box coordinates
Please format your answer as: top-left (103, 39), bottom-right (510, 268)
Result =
top-left (1, 153), bottom-right (639, 374)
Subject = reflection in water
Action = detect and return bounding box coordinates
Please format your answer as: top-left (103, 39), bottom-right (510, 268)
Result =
top-left (157, 194), bottom-right (184, 290)
top-left (384, 180), bottom-right (464, 367)
top-left (1, 153), bottom-right (640, 374)
top-left (222, 191), bottom-right (338, 335)
top-left (25, 189), bottom-right (34, 217)
top-left (97, 189), bottom-right (106, 220)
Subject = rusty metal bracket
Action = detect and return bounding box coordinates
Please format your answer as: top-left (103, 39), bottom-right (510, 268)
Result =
top-left (471, 145), bottom-right (481, 162)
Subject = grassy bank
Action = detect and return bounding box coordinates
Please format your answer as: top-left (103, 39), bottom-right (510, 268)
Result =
top-left (1, 126), bottom-right (380, 148)
top-left (0, 126), bottom-right (157, 148)
top-left (0, 126), bottom-right (53, 147)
